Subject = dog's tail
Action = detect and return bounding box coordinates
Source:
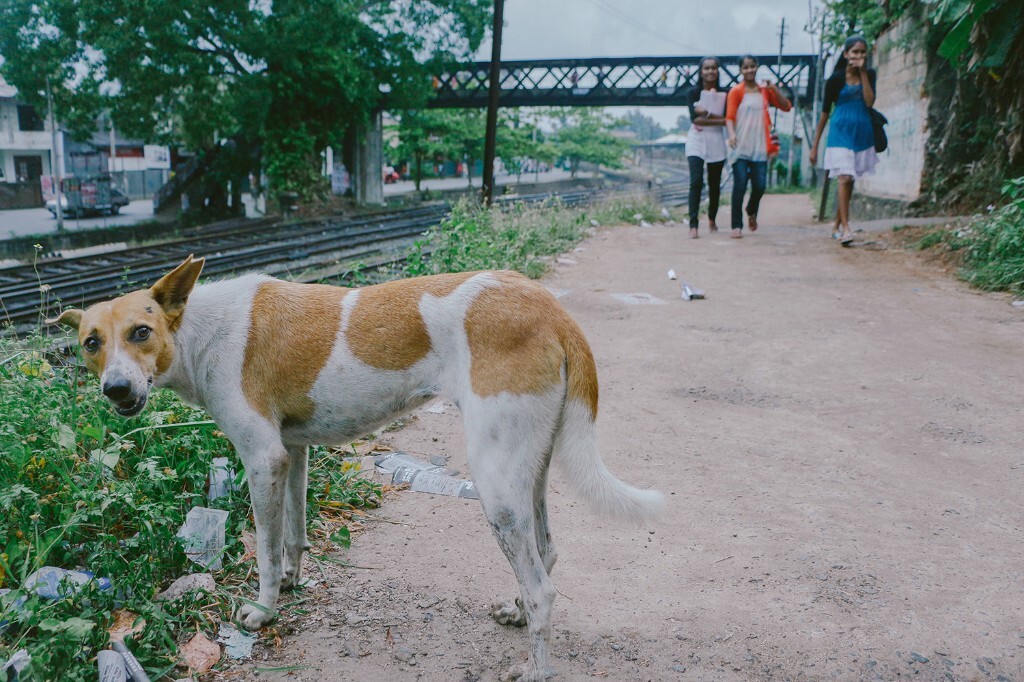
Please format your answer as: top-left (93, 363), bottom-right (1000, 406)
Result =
top-left (553, 321), bottom-right (663, 526)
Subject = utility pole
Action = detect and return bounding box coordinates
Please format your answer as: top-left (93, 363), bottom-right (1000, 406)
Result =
top-left (771, 18), bottom-right (787, 187)
top-left (45, 75), bottom-right (65, 231)
top-left (481, 0), bottom-right (504, 206)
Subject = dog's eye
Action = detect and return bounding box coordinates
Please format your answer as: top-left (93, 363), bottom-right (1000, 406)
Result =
top-left (131, 326), bottom-right (152, 342)
top-left (82, 336), bottom-right (101, 353)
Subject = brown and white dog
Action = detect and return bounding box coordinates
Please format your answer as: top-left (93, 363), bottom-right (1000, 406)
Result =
top-left (51, 255), bottom-right (662, 681)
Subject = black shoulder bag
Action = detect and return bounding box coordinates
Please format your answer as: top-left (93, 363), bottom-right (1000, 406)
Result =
top-left (868, 108), bottom-right (888, 153)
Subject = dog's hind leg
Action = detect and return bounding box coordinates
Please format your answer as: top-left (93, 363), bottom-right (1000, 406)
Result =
top-left (281, 444), bottom-right (311, 591)
top-left (466, 396), bottom-right (561, 681)
top-left (236, 436), bottom-right (290, 630)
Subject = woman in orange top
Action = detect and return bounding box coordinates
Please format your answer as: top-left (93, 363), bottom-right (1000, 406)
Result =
top-left (725, 55), bottom-right (791, 239)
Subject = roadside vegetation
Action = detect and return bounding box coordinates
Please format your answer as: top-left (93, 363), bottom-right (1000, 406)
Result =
top-left (904, 176), bottom-right (1024, 293)
top-left (404, 192), bottom-right (669, 278)
top-left (0, 339), bottom-right (382, 680)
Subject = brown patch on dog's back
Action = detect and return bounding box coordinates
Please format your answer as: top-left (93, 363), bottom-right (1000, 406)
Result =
top-left (347, 273), bottom-right (474, 370)
top-left (465, 272), bottom-right (598, 418)
top-left (243, 281), bottom-right (346, 425)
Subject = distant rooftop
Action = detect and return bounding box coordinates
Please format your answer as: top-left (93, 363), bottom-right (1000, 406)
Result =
top-left (0, 74), bottom-right (18, 99)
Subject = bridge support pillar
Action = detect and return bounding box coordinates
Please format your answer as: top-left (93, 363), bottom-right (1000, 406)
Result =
top-left (355, 111), bottom-right (384, 206)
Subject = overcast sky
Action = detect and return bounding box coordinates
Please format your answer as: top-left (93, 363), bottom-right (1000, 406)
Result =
top-left (476, 0), bottom-right (823, 129)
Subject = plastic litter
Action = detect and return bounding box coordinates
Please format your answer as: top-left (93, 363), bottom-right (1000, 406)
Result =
top-left (217, 622), bottom-right (258, 660)
top-left (680, 281), bottom-right (706, 301)
top-left (207, 457), bottom-right (238, 501)
top-left (176, 507), bottom-right (229, 570)
top-left (1, 649), bottom-right (30, 682)
top-left (640, 220), bottom-right (653, 227)
top-left (374, 452), bottom-right (478, 499)
top-left (156, 573), bottom-right (216, 602)
top-left (667, 269), bottom-right (677, 280)
top-left (23, 567), bottom-right (112, 600)
top-left (97, 650), bottom-right (127, 682)
top-left (111, 641), bottom-right (151, 682)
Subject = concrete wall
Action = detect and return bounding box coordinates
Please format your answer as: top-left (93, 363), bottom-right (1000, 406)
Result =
top-left (858, 16), bottom-right (930, 202)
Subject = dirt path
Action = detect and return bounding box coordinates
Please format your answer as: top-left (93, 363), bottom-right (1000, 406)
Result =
top-left (228, 194), bottom-right (1024, 682)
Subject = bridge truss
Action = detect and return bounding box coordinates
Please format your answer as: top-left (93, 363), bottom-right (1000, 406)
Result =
top-left (424, 55), bottom-right (819, 109)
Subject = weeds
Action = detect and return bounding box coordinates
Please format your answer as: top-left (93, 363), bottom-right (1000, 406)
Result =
top-left (405, 192), bottom-right (671, 278)
top-left (904, 176), bottom-right (1024, 294)
top-left (0, 335), bottom-right (381, 680)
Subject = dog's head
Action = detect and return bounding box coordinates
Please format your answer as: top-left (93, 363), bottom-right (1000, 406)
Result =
top-left (48, 255), bottom-right (205, 417)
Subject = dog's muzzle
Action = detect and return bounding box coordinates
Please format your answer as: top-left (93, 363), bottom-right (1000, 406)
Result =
top-left (102, 378), bottom-right (150, 417)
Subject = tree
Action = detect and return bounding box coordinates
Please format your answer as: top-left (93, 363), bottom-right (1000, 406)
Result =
top-left (394, 110), bottom-right (453, 192)
top-left (0, 0), bottom-right (491, 203)
top-left (620, 109), bottom-right (666, 142)
top-left (552, 109), bottom-right (629, 178)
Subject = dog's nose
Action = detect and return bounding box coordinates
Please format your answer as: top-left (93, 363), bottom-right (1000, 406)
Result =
top-left (102, 379), bottom-right (133, 401)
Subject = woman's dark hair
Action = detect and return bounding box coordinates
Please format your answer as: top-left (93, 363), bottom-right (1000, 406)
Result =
top-left (831, 35), bottom-right (868, 78)
top-left (698, 56), bottom-right (722, 88)
top-left (739, 54), bottom-right (759, 68)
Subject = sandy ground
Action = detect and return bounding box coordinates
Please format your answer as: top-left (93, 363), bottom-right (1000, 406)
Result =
top-left (222, 194), bottom-right (1024, 682)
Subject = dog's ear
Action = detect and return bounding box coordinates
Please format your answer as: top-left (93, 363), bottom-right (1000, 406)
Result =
top-left (151, 255), bottom-right (205, 316)
top-left (46, 308), bottom-right (84, 329)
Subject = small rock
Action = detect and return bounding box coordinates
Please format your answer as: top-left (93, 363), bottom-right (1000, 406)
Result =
top-left (640, 220), bottom-right (653, 228)
top-left (394, 647), bottom-right (416, 664)
top-left (455, 597), bottom-right (470, 612)
top-left (1012, 300), bottom-right (1024, 307)
top-left (816, 573), bottom-right (829, 581)
top-left (611, 643), bottom-right (623, 651)
top-left (590, 219), bottom-right (600, 227)
top-left (910, 652), bottom-right (929, 663)
top-left (671, 664), bottom-right (686, 673)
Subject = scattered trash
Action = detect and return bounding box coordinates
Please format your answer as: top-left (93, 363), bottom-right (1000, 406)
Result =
top-left (667, 269), bottom-right (677, 280)
top-left (97, 649), bottom-right (127, 682)
top-left (545, 287), bottom-right (571, 299)
top-left (632, 213), bottom-right (643, 221)
top-left (1, 649), bottom-right (30, 682)
top-left (218, 622), bottom-right (258, 660)
top-left (176, 507), bottom-right (229, 570)
top-left (111, 641), bottom-right (150, 682)
top-left (156, 573), bottom-right (216, 602)
top-left (1012, 300), bottom-right (1024, 308)
top-left (680, 282), bottom-right (706, 301)
top-left (424, 401), bottom-right (447, 415)
top-left (392, 467), bottom-right (479, 499)
top-left (374, 452), bottom-right (446, 475)
top-left (660, 207), bottom-right (670, 219)
top-left (180, 631), bottom-right (220, 674)
top-left (639, 220), bottom-right (653, 228)
top-left (610, 293), bottom-right (668, 305)
top-left (589, 219), bottom-right (600, 227)
top-left (555, 257), bottom-right (578, 265)
top-left (23, 566), bottom-right (112, 600)
top-left (207, 457), bottom-right (238, 501)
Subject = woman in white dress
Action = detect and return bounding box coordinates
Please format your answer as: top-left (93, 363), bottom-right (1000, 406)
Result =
top-left (685, 57), bottom-right (728, 239)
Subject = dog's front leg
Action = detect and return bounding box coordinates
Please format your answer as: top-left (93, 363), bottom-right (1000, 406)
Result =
top-left (237, 442), bottom-right (290, 630)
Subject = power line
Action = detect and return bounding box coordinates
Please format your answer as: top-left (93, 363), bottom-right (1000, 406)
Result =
top-left (580, 0), bottom-right (703, 54)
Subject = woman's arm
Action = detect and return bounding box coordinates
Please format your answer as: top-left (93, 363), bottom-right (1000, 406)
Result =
top-left (808, 110), bottom-right (830, 165)
top-left (694, 114), bottom-right (727, 127)
top-left (768, 82), bottom-right (792, 111)
top-left (860, 68), bottom-right (876, 108)
top-left (726, 119), bottom-right (737, 148)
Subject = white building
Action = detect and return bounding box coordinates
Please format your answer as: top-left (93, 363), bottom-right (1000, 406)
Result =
top-left (0, 74), bottom-right (60, 208)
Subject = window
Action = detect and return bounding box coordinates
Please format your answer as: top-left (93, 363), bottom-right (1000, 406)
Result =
top-left (17, 105), bottom-right (45, 132)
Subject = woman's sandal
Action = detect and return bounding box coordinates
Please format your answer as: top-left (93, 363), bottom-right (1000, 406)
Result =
top-left (731, 228), bottom-right (743, 239)
top-left (689, 228), bottom-right (699, 239)
top-left (748, 215), bottom-right (758, 232)
top-left (840, 232), bottom-right (854, 246)
top-left (708, 220), bottom-right (718, 233)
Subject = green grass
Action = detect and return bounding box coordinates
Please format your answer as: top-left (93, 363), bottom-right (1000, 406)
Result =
top-left (404, 192), bottom-right (674, 278)
top-left (904, 176), bottom-right (1024, 294)
top-left (0, 338), bottom-right (381, 681)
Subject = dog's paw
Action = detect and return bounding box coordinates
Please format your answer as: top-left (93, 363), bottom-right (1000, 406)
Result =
top-left (490, 598), bottom-right (527, 627)
top-left (500, 663), bottom-right (555, 681)
top-left (280, 568), bottom-right (301, 591)
top-left (235, 603), bottom-right (276, 630)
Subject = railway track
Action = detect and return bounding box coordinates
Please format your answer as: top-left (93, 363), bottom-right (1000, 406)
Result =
top-left (1, 184), bottom-right (659, 332)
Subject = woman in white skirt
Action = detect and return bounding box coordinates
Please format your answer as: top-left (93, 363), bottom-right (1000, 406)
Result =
top-left (810, 35), bottom-right (878, 246)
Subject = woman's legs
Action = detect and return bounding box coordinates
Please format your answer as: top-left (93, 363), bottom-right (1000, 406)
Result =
top-left (731, 159), bottom-right (750, 236)
top-left (837, 175), bottom-right (855, 240)
top-left (745, 161), bottom-right (768, 230)
top-left (687, 156), bottom-right (705, 234)
top-left (706, 161), bottom-right (724, 231)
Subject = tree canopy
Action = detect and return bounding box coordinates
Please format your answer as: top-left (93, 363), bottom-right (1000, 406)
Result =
top-left (0, 0), bottom-right (491, 197)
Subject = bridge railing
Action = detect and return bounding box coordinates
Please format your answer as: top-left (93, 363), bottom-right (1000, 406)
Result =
top-left (421, 55), bottom-right (818, 109)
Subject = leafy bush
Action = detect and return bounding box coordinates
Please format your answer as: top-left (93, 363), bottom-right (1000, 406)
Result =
top-left (952, 177), bottom-right (1024, 293)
